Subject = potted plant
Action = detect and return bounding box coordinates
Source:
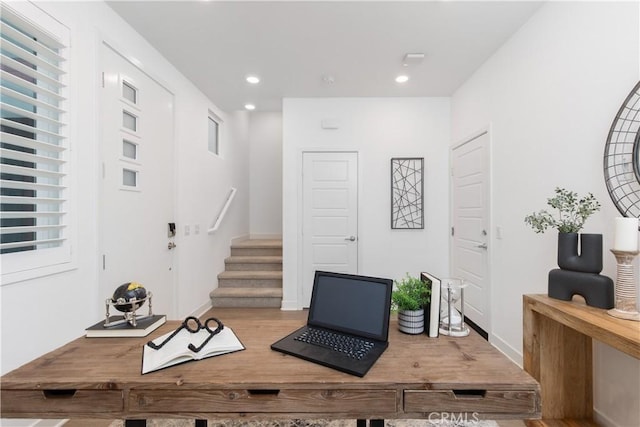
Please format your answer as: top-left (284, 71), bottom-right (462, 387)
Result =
top-left (524, 187), bottom-right (601, 234)
top-left (392, 273), bottom-right (430, 334)
top-left (524, 187), bottom-right (602, 272)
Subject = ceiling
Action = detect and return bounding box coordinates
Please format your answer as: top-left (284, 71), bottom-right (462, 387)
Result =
top-left (107, 1), bottom-right (544, 112)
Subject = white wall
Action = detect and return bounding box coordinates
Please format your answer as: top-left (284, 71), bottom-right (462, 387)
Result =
top-left (451, 2), bottom-right (639, 426)
top-left (282, 98), bottom-right (450, 309)
top-left (0, 0), bottom-right (249, 376)
top-left (249, 112), bottom-right (283, 237)
top-left (174, 105), bottom-right (250, 316)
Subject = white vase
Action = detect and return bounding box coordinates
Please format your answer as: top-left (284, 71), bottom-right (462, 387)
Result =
top-left (397, 309), bottom-right (424, 334)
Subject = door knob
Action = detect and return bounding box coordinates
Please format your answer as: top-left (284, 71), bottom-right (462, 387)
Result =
top-left (345, 236), bottom-right (356, 242)
top-left (168, 241), bottom-right (177, 250)
top-left (476, 243), bottom-right (488, 249)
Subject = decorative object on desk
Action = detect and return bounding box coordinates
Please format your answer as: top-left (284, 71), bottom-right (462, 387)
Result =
top-left (392, 273), bottom-right (430, 334)
top-left (556, 232), bottom-right (603, 273)
top-left (110, 282), bottom-right (150, 317)
top-left (86, 314), bottom-right (166, 338)
top-left (89, 282), bottom-right (166, 337)
top-left (143, 316), bottom-right (244, 374)
top-left (396, 309), bottom-right (424, 335)
top-left (547, 269), bottom-right (614, 309)
top-left (525, 188), bottom-right (613, 308)
top-left (608, 217), bottom-right (640, 321)
top-left (391, 157), bottom-right (424, 229)
top-left (613, 216), bottom-right (640, 251)
top-left (420, 271), bottom-right (441, 338)
top-left (603, 80), bottom-right (640, 221)
top-left (439, 278), bottom-right (469, 337)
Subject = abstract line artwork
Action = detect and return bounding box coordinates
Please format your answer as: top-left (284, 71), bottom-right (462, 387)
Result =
top-left (391, 157), bottom-right (424, 229)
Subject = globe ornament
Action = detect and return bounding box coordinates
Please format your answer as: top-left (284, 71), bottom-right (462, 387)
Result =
top-left (103, 282), bottom-right (154, 328)
top-left (112, 282), bottom-right (147, 312)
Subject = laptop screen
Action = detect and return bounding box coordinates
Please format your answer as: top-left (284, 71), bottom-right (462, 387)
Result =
top-left (307, 271), bottom-right (392, 341)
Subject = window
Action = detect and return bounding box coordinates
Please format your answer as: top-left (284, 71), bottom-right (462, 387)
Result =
top-left (122, 169), bottom-right (137, 187)
top-left (122, 80), bottom-right (137, 104)
top-left (208, 113), bottom-right (220, 155)
top-left (122, 140), bottom-right (137, 160)
top-left (123, 110), bottom-right (137, 132)
top-left (1, 2), bottom-right (72, 283)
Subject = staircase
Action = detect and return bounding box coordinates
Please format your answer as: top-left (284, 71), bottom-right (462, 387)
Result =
top-left (210, 239), bottom-right (282, 308)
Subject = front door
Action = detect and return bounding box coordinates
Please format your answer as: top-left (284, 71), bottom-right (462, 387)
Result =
top-left (301, 152), bottom-right (358, 307)
top-left (451, 131), bottom-right (490, 334)
top-left (99, 43), bottom-right (176, 318)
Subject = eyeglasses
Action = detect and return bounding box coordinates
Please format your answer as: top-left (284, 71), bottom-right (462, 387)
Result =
top-left (146, 316), bottom-right (224, 353)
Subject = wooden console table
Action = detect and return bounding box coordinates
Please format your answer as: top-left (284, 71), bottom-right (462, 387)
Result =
top-left (2, 308), bottom-right (540, 425)
top-left (523, 294), bottom-right (640, 423)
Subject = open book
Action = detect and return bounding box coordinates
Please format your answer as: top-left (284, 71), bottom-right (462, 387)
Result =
top-left (142, 326), bottom-right (244, 374)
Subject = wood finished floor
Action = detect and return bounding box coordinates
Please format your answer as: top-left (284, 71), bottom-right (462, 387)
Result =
top-left (63, 309), bottom-right (528, 427)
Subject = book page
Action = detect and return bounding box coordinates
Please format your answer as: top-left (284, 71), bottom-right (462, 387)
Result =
top-left (142, 326), bottom-right (244, 374)
top-left (142, 328), bottom-right (193, 374)
top-left (198, 326), bottom-right (244, 359)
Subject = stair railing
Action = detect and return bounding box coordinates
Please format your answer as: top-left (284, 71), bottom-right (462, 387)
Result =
top-left (208, 187), bottom-right (237, 234)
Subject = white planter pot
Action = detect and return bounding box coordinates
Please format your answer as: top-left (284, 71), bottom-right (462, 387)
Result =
top-left (397, 309), bottom-right (424, 334)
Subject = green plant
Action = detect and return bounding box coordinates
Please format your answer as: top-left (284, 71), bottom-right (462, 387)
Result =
top-left (392, 273), bottom-right (430, 311)
top-left (524, 187), bottom-right (601, 234)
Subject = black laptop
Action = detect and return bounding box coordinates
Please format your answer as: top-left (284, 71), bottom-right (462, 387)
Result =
top-left (271, 270), bottom-right (393, 377)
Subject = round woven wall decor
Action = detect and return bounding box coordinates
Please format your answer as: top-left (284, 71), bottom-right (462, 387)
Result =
top-left (604, 81), bottom-right (640, 219)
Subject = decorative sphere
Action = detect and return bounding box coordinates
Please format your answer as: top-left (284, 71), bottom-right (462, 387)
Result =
top-left (111, 282), bottom-right (147, 312)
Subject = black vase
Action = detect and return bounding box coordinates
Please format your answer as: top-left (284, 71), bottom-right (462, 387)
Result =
top-left (557, 232), bottom-right (603, 274)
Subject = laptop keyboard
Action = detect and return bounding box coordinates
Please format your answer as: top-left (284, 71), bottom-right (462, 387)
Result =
top-left (294, 327), bottom-right (375, 360)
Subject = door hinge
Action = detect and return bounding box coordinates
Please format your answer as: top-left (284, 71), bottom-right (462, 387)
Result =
top-left (102, 254), bottom-right (106, 270)
top-left (101, 72), bottom-right (105, 88)
top-left (451, 227), bottom-right (455, 237)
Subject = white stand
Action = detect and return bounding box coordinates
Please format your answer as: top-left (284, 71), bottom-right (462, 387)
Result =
top-left (607, 250), bottom-right (640, 321)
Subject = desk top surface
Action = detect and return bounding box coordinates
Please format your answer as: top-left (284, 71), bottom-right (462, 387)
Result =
top-left (1, 308), bottom-right (538, 391)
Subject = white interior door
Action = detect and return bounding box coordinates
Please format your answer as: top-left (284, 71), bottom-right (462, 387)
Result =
top-left (302, 152), bottom-right (358, 307)
top-left (451, 132), bottom-right (490, 333)
top-left (99, 43), bottom-right (176, 318)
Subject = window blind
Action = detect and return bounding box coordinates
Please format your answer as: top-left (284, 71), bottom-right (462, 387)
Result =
top-left (0, 3), bottom-right (68, 257)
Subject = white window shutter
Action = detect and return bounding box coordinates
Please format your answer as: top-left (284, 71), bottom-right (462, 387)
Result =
top-left (1, 2), bottom-right (72, 281)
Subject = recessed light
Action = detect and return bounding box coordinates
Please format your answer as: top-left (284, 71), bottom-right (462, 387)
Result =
top-left (244, 104), bottom-right (256, 111)
top-left (246, 75), bottom-right (260, 84)
top-left (395, 75), bottom-right (409, 83)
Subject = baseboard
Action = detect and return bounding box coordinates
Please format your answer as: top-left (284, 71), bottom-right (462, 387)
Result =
top-left (191, 300), bottom-right (213, 318)
top-left (465, 318), bottom-right (488, 340)
top-left (231, 233), bottom-right (283, 243)
top-left (249, 233), bottom-right (282, 240)
top-left (280, 299), bottom-right (299, 310)
top-left (231, 234), bottom-right (250, 245)
top-left (594, 407), bottom-right (626, 427)
top-left (490, 331), bottom-right (523, 367)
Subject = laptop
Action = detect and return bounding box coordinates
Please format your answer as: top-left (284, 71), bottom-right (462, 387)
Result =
top-left (271, 270), bottom-right (393, 377)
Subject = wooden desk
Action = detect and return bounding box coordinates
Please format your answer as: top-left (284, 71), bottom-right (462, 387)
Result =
top-left (523, 294), bottom-right (640, 423)
top-left (2, 308), bottom-right (540, 424)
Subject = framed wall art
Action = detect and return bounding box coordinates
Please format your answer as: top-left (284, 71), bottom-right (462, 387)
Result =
top-left (391, 157), bottom-right (424, 229)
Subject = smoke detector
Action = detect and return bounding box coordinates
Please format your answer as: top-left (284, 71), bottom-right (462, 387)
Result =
top-left (403, 53), bottom-right (425, 67)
